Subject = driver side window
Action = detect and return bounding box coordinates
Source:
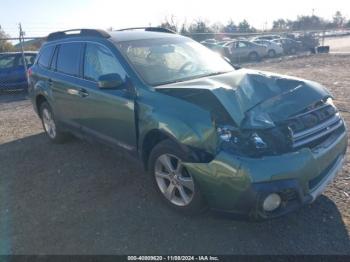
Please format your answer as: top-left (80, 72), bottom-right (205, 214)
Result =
top-left (237, 42), bottom-right (247, 48)
top-left (83, 43), bottom-right (125, 82)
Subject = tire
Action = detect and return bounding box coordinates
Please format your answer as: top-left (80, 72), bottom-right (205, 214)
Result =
top-left (290, 47), bottom-right (296, 55)
top-left (267, 49), bottom-right (276, 58)
top-left (148, 139), bottom-right (206, 215)
top-left (39, 101), bottom-right (68, 143)
top-left (248, 52), bottom-right (260, 61)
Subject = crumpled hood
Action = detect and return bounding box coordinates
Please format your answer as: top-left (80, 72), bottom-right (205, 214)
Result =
top-left (155, 69), bottom-right (331, 128)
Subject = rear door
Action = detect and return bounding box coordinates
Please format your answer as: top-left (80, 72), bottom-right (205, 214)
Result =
top-left (12, 54), bottom-right (36, 88)
top-left (236, 41), bottom-right (250, 59)
top-left (50, 42), bottom-right (85, 130)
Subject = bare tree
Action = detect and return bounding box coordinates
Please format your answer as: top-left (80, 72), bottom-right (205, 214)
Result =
top-left (0, 26), bottom-right (14, 52)
top-left (333, 11), bottom-right (346, 28)
top-left (159, 15), bottom-right (179, 32)
top-left (210, 22), bottom-right (224, 33)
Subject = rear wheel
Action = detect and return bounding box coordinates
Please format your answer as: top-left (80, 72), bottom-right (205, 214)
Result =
top-left (148, 139), bottom-right (205, 215)
top-left (39, 101), bottom-right (68, 143)
top-left (290, 47), bottom-right (296, 55)
top-left (267, 49), bottom-right (276, 58)
top-left (248, 52), bottom-right (260, 61)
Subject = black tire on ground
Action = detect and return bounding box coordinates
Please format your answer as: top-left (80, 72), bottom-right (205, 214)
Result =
top-left (248, 52), bottom-right (260, 61)
top-left (317, 46), bottom-right (330, 53)
top-left (268, 49), bottom-right (276, 58)
top-left (39, 101), bottom-right (69, 143)
top-left (148, 139), bottom-right (206, 215)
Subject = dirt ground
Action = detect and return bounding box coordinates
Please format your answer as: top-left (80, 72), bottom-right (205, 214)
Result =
top-left (0, 54), bottom-right (350, 254)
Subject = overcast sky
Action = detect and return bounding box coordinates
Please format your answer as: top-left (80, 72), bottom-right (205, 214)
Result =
top-left (1, 0), bottom-right (349, 37)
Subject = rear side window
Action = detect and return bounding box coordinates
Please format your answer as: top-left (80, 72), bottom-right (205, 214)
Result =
top-left (38, 45), bottom-right (54, 68)
top-left (56, 43), bottom-right (83, 77)
top-left (18, 54), bottom-right (37, 67)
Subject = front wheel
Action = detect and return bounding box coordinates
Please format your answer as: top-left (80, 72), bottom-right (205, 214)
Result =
top-left (39, 101), bottom-right (69, 143)
top-left (267, 49), bottom-right (276, 58)
top-left (148, 139), bottom-right (205, 215)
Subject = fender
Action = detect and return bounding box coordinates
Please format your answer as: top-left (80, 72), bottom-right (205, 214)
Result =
top-left (30, 68), bottom-right (55, 114)
top-left (137, 88), bottom-right (219, 157)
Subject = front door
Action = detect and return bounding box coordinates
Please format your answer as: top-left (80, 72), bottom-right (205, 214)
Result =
top-left (0, 53), bottom-right (17, 89)
top-left (76, 42), bottom-right (136, 151)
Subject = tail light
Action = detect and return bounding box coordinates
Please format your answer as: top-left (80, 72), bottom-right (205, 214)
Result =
top-left (27, 68), bottom-right (32, 77)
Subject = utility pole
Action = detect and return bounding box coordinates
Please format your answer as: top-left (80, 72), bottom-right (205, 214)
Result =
top-left (18, 23), bottom-right (28, 82)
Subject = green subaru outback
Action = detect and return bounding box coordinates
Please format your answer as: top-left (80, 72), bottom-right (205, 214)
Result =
top-left (28, 28), bottom-right (347, 220)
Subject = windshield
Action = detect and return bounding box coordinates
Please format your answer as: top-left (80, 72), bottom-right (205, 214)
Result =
top-left (117, 37), bottom-right (234, 86)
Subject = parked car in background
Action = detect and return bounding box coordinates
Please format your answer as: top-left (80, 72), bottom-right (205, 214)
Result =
top-left (271, 38), bottom-right (302, 54)
top-left (200, 39), bottom-right (226, 56)
top-left (252, 39), bottom-right (284, 57)
top-left (0, 51), bottom-right (37, 91)
top-left (252, 35), bottom-right (281, 41)
top-left (29, 28), bottom-right (347, 220)
top-left (200, 39), bottom-right (217, 44)
top-left (224, 40), bottom-right (267, 61)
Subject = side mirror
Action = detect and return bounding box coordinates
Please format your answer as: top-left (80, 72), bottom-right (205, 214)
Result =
top-left (98, 73), bottom-right (124, 89)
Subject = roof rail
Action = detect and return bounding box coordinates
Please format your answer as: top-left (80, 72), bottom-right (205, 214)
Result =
top-left (117, 27), bottom-right (176, 34)
top-left (47, 29), bottom-right (110, 41)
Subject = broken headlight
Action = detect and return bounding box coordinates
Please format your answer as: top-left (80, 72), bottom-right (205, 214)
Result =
top-left (217, 125), bottom-right (292, 157)
top-left (217, 126), bottom-right (268, 154)
top-left (250, 132), bottom-right (268, 149)
top-left (217, 126), bottom-right (233, 142)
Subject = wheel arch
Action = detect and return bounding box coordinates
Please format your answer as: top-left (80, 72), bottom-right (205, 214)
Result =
top-left (35, 94), bottom-right (48, 116)
top-left (140, 128), bottom-right (214, 171)
top-left (141, 129), bottom-right (190, 170)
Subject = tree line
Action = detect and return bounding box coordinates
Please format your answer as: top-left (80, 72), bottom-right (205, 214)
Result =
top-left (160, 11), bottom-right (349, 34)
top-left (272, 11), bottom-right (349, 31)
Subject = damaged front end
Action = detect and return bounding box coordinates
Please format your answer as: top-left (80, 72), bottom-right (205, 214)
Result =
top-left (154, 69), bottom-right (347, 219)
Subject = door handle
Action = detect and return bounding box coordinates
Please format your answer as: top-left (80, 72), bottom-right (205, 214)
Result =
top-left (67, 88), bottom-right (79, 95)
top-left (78, 88), bottom-right (89, 98)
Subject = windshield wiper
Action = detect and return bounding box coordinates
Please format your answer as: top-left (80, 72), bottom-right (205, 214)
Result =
top-left (153, 71), bottom-right (232, 86)
top-left (201, 71), bottom-right (230, 77)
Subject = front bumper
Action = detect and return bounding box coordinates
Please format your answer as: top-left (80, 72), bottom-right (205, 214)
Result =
top-left (184, 129), bottom-right (347, 220)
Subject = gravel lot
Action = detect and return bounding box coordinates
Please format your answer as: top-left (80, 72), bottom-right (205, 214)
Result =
top-left (0, 54), bottom-right (349, 255)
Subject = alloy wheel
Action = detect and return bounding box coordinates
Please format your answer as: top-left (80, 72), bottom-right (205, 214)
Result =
top-left (154, 154), bottom-right (195, 206)
top-left (42, 108), bottom-right (57, 139)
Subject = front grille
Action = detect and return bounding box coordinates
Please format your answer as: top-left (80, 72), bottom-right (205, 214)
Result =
top-left (287, 102), bottom-right (344, 149)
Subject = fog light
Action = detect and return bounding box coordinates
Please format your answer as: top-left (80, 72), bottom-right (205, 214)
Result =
top-left (262, 193), bottom-right (281, 212)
